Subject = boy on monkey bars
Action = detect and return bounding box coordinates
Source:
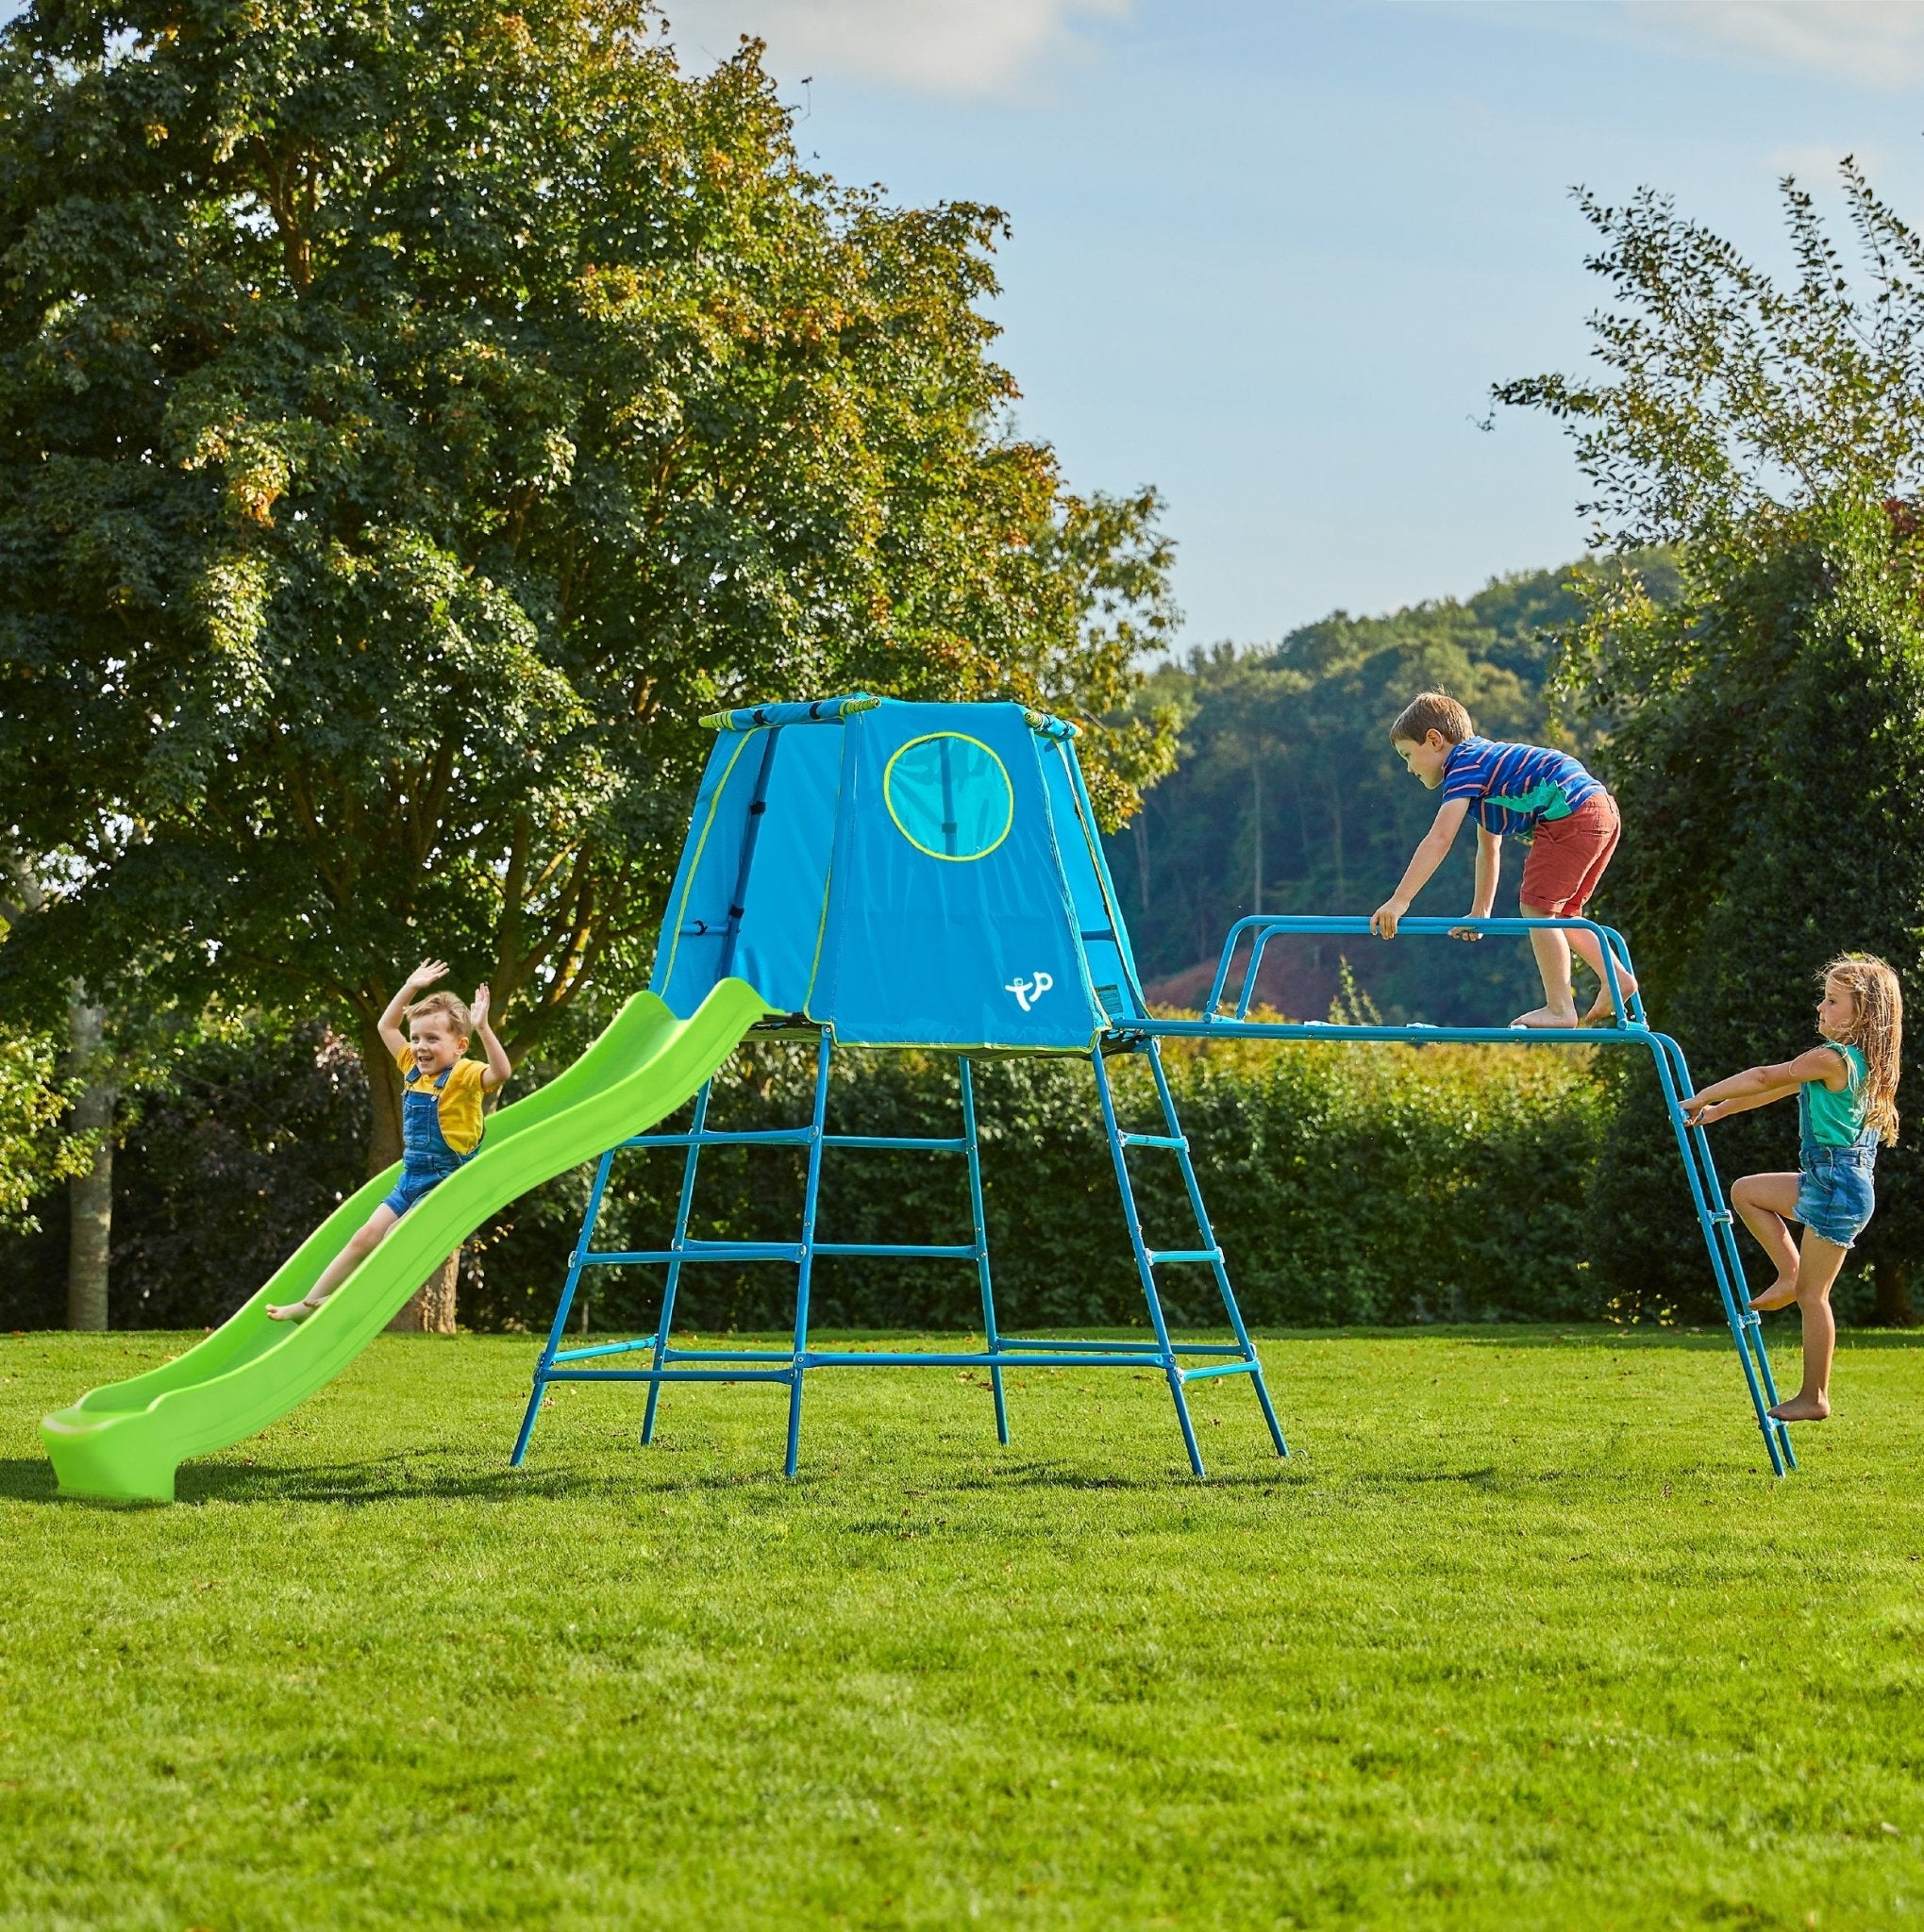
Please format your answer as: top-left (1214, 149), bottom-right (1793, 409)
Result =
top-left (1370, 691), bottom-right (1632, 1028)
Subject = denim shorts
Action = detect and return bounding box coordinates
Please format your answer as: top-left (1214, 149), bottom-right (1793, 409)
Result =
top-left (1796, 1147), bottom-right (1876, 1249)
top-left (381, 1160), bottom-right (460, 1220)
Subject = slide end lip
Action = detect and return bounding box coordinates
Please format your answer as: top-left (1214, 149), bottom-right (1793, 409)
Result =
top-left (42, 1412), bottom-right (178, 1504)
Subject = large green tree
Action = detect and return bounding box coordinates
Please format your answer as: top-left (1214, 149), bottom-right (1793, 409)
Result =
top-left (1498, 165), bottom-right (1924, 1322)
top-left (0, 0), bottom-right (1177, 1171)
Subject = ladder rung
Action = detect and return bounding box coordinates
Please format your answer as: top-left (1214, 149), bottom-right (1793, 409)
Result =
top-left (1119, 1132), bottom-right (1187, 1151)
top-left (1710, 1211), bottom-right (1734, 1224)
top-left (1146, 1248), bottom-right (1220, 1265)
top-left (813, 1241), bottom-right (977, 1259)
top-left (1181, 1359), bottom-right (1258, 1383)
top-left (820, 1135), bottom-right (968, 1153)
top-left (585, 1241), bottom-right (804, 1265)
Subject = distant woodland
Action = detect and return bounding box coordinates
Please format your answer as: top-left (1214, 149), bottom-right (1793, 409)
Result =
top-left (1104, 558), bottom-right (1678, 1024)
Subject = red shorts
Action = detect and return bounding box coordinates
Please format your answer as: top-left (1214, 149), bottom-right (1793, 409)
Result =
top-left (1517, 792), bottom-right (1620, 915)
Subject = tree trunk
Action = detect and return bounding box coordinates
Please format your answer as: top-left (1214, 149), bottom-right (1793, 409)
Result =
top-left (387, 1248), bottom-right (460, 1333)
top-left (359, 1013), bottom-right (404, 1175)
top-left (1326, 778), bottom-right (1346, 905)
top-left (1873, 1256), bottom-right (1916, 1327)
top-left (1250, 758), bottom-right (1264, 916)
top-left (1132, 808), bottom-right (1150, 915)
top-left (66, 995), bottom-right (113, 1331)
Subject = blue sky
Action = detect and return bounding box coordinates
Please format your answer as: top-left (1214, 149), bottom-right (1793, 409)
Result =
top-left (663, 0), bottom-right (1924, 647)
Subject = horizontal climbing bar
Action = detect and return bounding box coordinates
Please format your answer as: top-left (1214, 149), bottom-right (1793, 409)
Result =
top-left (1203, 911), bottom-right (1640, 1025)
top-left (1138, 1019), bottom-right (1645, 1047)
top-left (551, 1339), bottom-right (793, 1366)
top-left (996, 1336), bottom-right (1243, 1355)
top-left (821, 1135), bottom-right (969, 1152)
top-left (620, 1130), bottom-right (968, 1153)
top-left (799, 1349), bottom-right (1182, 1371)
top-left (812, 1241), bottom-right (978, 1259)
top-left (1180, 1360), bottom-right (1261, 1383)
top-left (1146, 1247), bottom-right (1221, 1264)
top-left (583, 1241), bottom-right (803, 1265)
top-left (544, 1368), bottom-right (795, 1385)
top-left (546, 1350), bottom-right (1227, 1378)
top-left (623, 1127), bottom-right (813, 1148)
top-left (1119, 1132), bottom-right (1187, 1150)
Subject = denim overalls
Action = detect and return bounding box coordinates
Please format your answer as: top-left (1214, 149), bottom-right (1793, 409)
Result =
top-left (1795, 1081), bottom-right (1877, 1250)
top-left (381, 1064), bottom-right (477, 1218)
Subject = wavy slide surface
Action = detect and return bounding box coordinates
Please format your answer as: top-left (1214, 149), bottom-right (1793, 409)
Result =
top-left (42, 980), bottom-right (771, 1503)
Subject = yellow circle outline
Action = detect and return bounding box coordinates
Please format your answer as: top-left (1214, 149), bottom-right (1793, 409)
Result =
top-left (882, 732), bottom-right (1015, 863)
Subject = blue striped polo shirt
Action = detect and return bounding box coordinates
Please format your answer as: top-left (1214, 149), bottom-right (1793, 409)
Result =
top-left (1441, 737), bottom-right (1603, 843)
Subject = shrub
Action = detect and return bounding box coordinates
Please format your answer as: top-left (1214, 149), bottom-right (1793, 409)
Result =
top-left (468, 1030), bottom-right (1616, 1335)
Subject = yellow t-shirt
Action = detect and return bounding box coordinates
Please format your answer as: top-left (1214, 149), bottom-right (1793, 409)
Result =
top-left (393, 1051), bottom-right (487, 1156)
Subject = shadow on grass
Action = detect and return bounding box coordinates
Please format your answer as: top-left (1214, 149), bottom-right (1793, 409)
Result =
top-left (1250, 1324), bottom-right (1924, 1353)
top-left (0, 1457), bottom-right (59, 1502)
top-left (4, 1441), bottom-right (1313, 1507)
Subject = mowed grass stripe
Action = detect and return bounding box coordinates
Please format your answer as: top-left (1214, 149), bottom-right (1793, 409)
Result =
top-left (2, 1328), bottom-right (1921, 1930)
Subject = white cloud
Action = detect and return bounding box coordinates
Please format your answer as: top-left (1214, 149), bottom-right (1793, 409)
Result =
top-left (661, 0), bottom-right (1129, 99)
top-left (1628, 1), bottom-right (1924, 91)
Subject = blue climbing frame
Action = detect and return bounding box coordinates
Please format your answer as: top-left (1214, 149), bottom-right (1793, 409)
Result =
top-left (510, 1024), bottom-right (1290, 1481)
top-left (1141, 911), bottom-right (1797, 1476)
top-left (511, 908), bottom-right (1796, 1482)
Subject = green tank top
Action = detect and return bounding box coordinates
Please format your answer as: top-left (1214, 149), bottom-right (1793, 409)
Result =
top-left (1806, 1042), bottom-right (1870, 1147)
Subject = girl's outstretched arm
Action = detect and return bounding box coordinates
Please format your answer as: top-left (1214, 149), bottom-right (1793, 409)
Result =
top-left (1681, 1046), bottom-right (1847, 1126)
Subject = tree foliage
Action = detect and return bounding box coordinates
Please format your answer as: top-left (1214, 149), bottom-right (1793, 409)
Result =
top-left (0, 0), bottom-right (1177, 1168)
top-left (0, 1024), bottom-right (86, 1232)
top-left (1499, 166), bottom-right (1924, 1319)
top-left (1496, 165), bottom-right (1924, 563)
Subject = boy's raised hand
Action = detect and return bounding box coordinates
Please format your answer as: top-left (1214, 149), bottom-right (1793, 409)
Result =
top-left (409, 958), bottom-right (450, 990)
top-left (472, 983), bottom-right (492, 1028)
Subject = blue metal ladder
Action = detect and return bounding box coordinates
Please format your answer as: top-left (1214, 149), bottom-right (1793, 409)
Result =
top-left (511, 1030), bottom-right (1289, 1478)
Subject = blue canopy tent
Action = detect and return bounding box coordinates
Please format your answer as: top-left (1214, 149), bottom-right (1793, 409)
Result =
top-left (651, 693), bottom-right (1148, 1049)
top-left (513, 696), bottom-right (1798, 1482)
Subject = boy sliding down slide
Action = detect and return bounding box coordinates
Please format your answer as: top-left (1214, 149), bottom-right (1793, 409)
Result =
top-left (267, 961), bottom-right (511, 1321)
top-left (1369, 691), bottom-right (1633, 1028)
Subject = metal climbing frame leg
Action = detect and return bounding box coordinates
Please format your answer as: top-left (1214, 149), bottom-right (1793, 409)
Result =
top-left (1142, 1041), bottom-right (1287, 1458)
top-left (641, 1082), bottom-right (713, 1447)
top-left (783, 1033), bottom-right (834, 1478)
top-left (959, 1058), bottom-right (1010, 1445)
top-left (511, 1147), bottom-right (617, 1467)
top-left (1092, 1046), bottom-right (1208, 1478)
top-left (1643, 1032), bottom-right (1797, 1474)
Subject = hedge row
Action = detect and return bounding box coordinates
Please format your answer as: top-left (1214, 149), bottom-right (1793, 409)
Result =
top-left (460, 1031), bottom-right (1616, 1335)
top-left (2, 1024), bottom-right (1648, 1333)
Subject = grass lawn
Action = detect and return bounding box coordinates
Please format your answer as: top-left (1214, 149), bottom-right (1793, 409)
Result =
top-left (4, 1324), bottom-right (1923, 1930)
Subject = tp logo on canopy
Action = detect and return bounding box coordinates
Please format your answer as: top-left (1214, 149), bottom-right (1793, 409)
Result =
top-left (1006, 971), bottom-right (1054, 1013)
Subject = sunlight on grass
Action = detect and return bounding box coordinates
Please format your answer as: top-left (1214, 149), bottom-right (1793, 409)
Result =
top-left (3, 1327), bottom-right (1922, 1929)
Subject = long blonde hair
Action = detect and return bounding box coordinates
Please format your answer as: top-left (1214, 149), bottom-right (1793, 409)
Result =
top-left (1820, 954), bottom-right (1902, 1146)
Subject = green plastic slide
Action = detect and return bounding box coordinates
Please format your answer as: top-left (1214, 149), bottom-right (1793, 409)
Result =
top-left (41, 979), bottom-right (772, 1503)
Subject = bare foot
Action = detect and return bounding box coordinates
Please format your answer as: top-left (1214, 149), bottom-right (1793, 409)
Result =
top-left (1510, 1005), bottom-right (1581, 1029)
top-left (1582, 975), bottom-right (1638, 1024)
top-left (1767, 1394), bottom-right (1830, 1423)
top-left (1748, 1277), bottom-right (1799, 1313)
top-left (265, 1296), bottom-right (321, 1323)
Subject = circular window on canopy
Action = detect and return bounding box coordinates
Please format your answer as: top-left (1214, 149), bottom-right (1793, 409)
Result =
top-left (883, 733), bottom-right (1014, 862)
